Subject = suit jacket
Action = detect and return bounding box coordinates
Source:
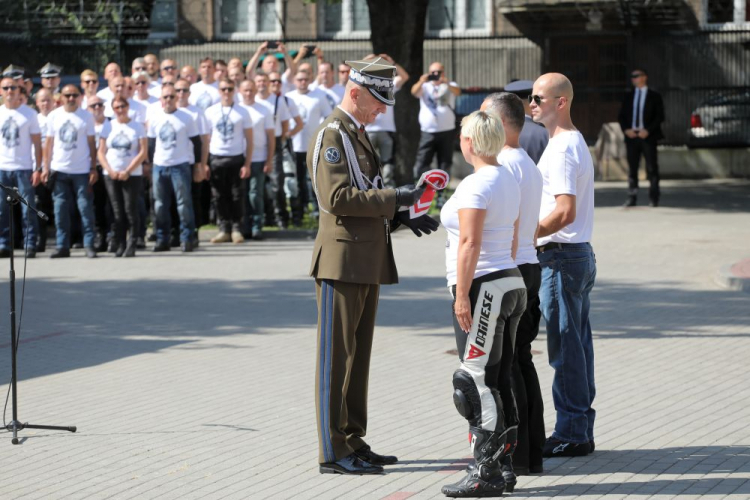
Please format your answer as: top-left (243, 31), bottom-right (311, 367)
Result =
top-left (618, 87), bottom-right (665, 141)
top-left (307, 107), bottom-right (399, 285)
top-left (519, 115), bottom-right (549, 165)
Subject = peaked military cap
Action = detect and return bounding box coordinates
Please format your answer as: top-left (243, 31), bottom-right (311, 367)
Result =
top-left (504, 79), bottom-right (533, 96)
top-left (346, 58), bottom-right (397, 106)
top-left (39, 63), bottom-right (62, 78)
top-left (2, 65), bottom-right (25, 80)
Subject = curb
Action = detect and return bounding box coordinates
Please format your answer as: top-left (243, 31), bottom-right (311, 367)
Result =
top-left (716, 258), bottom-right (750, 293)
top-left (200, 228), bottom-right (316, 241)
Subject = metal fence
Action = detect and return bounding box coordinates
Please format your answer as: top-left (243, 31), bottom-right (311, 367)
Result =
top-left (1, 30), bottom-right (748, 146)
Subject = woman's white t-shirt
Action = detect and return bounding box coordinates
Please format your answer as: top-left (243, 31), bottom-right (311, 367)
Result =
top-left (100, 119), bottom-right (145, 176)
top-left (441, 165), bottom-right (520, 287)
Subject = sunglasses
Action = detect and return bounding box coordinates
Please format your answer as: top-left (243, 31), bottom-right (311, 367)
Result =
top-left (631, 73), bottom-right (645, 78)
top-left (528, 94), bottom-right (561, 105)
top-left (82, 80), bottom-right (98, 84)
top-left (135, 81), bottom-right (148, 86)
top-left (269, 79), bottom-right (281, 84)
top-left (162, 95), bottom-right (176, 100)
top-left (1, 86), bottom-right (18, 91)
top-left (162, 66), bottom-right (176, 71)
top-left (89, 103), bottom-right (104, 108)
top-left (63, 93), bottom-right (80, 98)
top-left (219, 87), bottom-right (235, 92)
top-left (176, 88), bottom-right (190, 93)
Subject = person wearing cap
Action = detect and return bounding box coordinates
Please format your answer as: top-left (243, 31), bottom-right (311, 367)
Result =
top-left (2, 65), bottom-right (25, 81)
top-left (411, 62), bottom-right (461, 195)
top-left (364, 54), bottom-right (408, 188)
top-left (504, 80), bottom-right (549, 165)
top-left (618, 68), bottom-right (664, 207)
top-left (0, 76), bottom-right (42, 258)
top-left (39, 63), bottom-right (62, 94)
top-left (308, 58), bottom-right (439, 476)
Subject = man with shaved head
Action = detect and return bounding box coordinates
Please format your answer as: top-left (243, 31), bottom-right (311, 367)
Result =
top-left (96, 62), bottom-right (122, 103)
top-left (530, 73), bottom-right (596, 458)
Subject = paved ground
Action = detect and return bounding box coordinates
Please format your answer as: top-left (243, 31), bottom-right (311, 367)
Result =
top-left (0, 179), bottom-right (748, 500)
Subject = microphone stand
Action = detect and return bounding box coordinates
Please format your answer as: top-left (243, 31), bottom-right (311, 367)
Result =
top-left (0, 182), bottom-right (76, 444)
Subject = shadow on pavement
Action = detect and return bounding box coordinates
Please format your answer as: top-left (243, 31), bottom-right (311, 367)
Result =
top-left (594, 180), bottom-right (750, 212)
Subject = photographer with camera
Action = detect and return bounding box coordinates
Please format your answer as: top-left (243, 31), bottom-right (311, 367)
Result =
top-left (411, 62), bottom-right (461, 196)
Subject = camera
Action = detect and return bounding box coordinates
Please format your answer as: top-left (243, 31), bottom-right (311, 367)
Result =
top-left (304, 44), bottom-right (317, 52)
top-left (427, 72), bottom-right (441, 81)
top-left (266, 41), bottom-right (279, 50)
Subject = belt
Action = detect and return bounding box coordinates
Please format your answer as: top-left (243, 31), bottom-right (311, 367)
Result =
top-left (536, 242), bottom-right (579, 253)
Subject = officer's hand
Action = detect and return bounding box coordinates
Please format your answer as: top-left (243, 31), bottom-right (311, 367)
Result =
top-left (394, 184), bottom-right (426, 207)
top-left (396, 211), bottom-right (439, 237)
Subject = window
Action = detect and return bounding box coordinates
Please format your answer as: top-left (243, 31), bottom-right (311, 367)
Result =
top-left (318, 0), bottom-right (370, 37)
top-left (216, 0), bottom-right (281, 38)
top-left (704, 0), bottom-right (749, 26)
top-left (426, 0), bottom-right (490, 34)
top-left (150, 0), bottom-right (177, 36)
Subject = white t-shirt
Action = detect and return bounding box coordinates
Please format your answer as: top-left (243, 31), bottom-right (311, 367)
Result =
top-left (0, 104), bottom-right (40, 171)
top-left (315, 83), bottom-right (345, 110)
top-left (418, 82), bottom-right (457, 133)
top-left (205, 103), bottom-right (252, 157)
top-left (46, 107), bottom-right (96, 174)
top-left (189, 81), bottom-right (220, 111)
top-left (176, 105), bottom-right (209, 164)
top-left (285, 90), bottom-right (327, 153)
top-left (239, 102), bottom-right (274, 162)
top-left (103, 98), bottom-right (147, 124)
top-left (537, 131), bottom-right (595, 246)
top-left (100, 119), bottom-right (146, 176)
top-left (366, 82), bottom-right (403, 133)
top-left (498, 148), bottom-right (543, 265)
top-left (441, 166), bottom-right (520, 286)
top-left (257, 93), bottom-right (293, 137)
top-left (33, 112), bottom-right (50, 161)
top-left (132, 93), bottom-right (159, 109)
top-left (147, 82), bottom-right (162, 99)
top-left (308, 88), bottom-right (334, 118)
top-left (147, 108), bottom-right (199, 167)
top-left (96, 87), bottom-right (114, 103)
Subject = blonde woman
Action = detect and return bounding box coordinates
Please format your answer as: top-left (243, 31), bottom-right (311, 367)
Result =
top-left (441, 110), bottom-right (526, 498)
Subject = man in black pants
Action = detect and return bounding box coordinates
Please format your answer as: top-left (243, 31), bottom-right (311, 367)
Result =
top-left (618, 68), bottom-right (664, 207)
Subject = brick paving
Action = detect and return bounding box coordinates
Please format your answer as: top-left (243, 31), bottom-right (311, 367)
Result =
top-left (0, 179), bottom-right (748, 499)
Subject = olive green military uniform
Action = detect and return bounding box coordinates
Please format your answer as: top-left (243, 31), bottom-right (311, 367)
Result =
top-left (308, 106), bottom-right (399, 464)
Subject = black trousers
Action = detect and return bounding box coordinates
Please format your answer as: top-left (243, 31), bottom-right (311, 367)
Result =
top-left (625, 137), bottom-right (660, 203)
top-left (209, 154), bottom-right (245, 233)
top-left (264, 137), bottom-right (288, 225)
top-left (414, 129), bottom-right (455, 180)
top-left (103, 175), bottom-right (140, 246)
top-left (290, 151), bottom-right (309, 224)
top-left (509, 263), bottom-right (545, 473)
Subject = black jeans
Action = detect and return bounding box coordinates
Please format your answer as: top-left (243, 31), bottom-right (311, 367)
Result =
top-left (264, 137), bottom-right (288, 225)
top-left (509, 263), bottom-right (545, 472)
top-left (414, 129), bottom-right (455, 180)
top-left (290, 151), bottom-right (309, 224)
top-left (103, 174), bottom-right (140, 247)
top-left (209, 154), bottom-right (246, 233)
top-left (625, 137), bottom-right (660, 203)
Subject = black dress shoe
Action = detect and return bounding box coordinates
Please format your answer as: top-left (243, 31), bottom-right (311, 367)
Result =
top-left (152, 243), bottom-right (170, 252)
top-left (136, 237), bottom-right (146, 249)
top-left (115, 244), bottom-right (125, 258)
top-left (589, 440), bottom-right (595, 453)
top-left (649, 199), bottom-right (659, 207)
top-left (623, 197), bottom-right (637, 207)
top-left (50, 248), bottom-right (70, 259)
top-left (529, 463), bottom-right (544, 474)
top-left (124, 241), bottom-right (136, 257)
top-left (170, 235), bottom-right (180, 248)
top-left (85, 247), bottom-right (97, 258)
top-left (25, 248), bottom-right (36, 259)
top-left (354, 444), bottom-right (398, 466)
top-left (319, 453), bottom-right (384, 475)
top-left (180, 240), bottom-right (193, 253)
top-left (0, 248), bottom-right (11, 258)
top-left (72, 242), bottom-right (83, 249)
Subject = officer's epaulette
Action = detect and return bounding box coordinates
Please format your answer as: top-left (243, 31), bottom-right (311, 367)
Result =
top-left (329, 119), bottom-right (342, 130)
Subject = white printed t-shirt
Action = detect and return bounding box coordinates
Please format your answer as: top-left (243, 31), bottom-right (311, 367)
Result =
top-left (147, 108), bottom-right (199, 167)
top-left (498, 147), bottom-right (543, 265)
top-left (441, 166), bottom-right (520, 287)
top-left (536, 130), bottom-right (594, 246)
top-left (188, 81), bottom-right (220, 111)
top-left (0, 104), bottom-right (40, 171)
top-left (46, 107), bottom-right (96, 174)
top-left (239, 102), bottom-right (274, 163)
top-left (285, 90), bottom-right (327, 153)
top-left (100, 119), bottom-right (146, 176)
top-left (204, 103), bottom-right (253, 157)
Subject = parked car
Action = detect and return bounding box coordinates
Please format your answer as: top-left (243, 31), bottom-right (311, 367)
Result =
top-left (687, 90), bottom-right (750, 148)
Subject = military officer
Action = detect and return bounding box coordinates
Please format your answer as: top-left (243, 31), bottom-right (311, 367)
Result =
top-left (308, 58), bottom-right (439, 475)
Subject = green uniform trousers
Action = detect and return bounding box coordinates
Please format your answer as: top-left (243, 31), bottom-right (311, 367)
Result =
top-left (315, 278), bottom-right (380, 464)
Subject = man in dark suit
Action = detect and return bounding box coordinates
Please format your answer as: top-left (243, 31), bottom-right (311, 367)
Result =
top-left (308, 58), bottom-right (438, 475)
top-left (618, 68), bottom-right (665, 207)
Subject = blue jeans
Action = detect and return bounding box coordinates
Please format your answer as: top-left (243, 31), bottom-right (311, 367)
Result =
top-left (0, 170), bottom-right (38, 250)
top-left (538, 242), bottom-right (597, 444)
top-left (247, 161), bottom-right (266, 232)
top-left (152, 163), bottom-right (195, 244)
top-left (52, 171), bottom-right (95, 249)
